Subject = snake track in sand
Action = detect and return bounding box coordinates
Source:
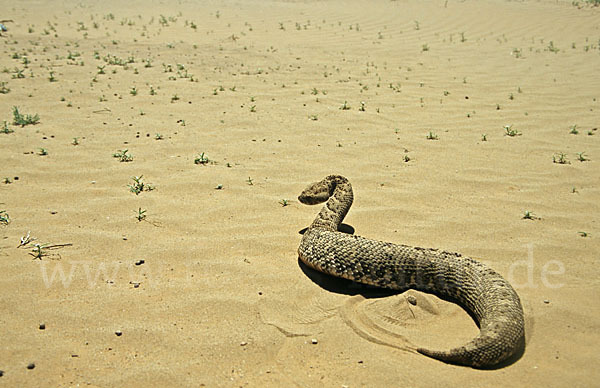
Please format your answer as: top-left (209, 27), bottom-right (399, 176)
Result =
top-left (297, 175), bottom-right (525, 368)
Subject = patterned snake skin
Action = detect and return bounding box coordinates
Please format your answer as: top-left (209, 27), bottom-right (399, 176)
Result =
top-left (297, 175), bottom-right (524, 368)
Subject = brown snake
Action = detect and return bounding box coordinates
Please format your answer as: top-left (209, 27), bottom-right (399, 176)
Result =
top-left (297, 175), bottom-right (524, 368)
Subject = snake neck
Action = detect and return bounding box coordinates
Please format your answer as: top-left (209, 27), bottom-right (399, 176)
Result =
top-left (309, 175), bottom-right (354, 231)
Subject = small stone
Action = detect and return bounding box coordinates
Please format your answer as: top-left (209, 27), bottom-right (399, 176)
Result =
top-left (407, 295), bottom-right (417, 305)
top-left (26, 363), bottom-right (35, 370)
top-left (39, 323), bottom-right (46, 330)
top-left (115, 330), bottom-right (123, 336)
top-left (543, 299), bottom-right (550, 304)
top-left (91, 180), bottom-right (96, 184)
top-left (311, 338), bottom-right (318, 344)
top-left (240, 341), bottom-right (248, 346)
top-left (135, 259), bottom-right (145, 266)
top-left (0, 370), bottom-right (4, 376)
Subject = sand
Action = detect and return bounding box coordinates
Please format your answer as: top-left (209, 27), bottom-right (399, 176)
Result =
top-left (1, 0), bottom-right (599, 386)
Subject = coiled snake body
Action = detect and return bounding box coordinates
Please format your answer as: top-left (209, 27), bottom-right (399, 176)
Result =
top-left (297, 175), bottom-right (524, 368)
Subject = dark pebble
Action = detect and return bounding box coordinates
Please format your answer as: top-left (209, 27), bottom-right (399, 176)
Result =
top-left (26, 363), bottom-right (35, 370)
top-left (135, 259), bottom-right (145, 266)
top-left (39, 323), bottom-right (46, 330)
top-left (0, 370), bottom-right (4, 376)
top-left (115, 330), bottom-right (122, 336)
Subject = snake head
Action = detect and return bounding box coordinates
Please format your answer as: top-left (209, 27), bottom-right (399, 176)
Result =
top-left (298, 182), bottom-right (331, 205)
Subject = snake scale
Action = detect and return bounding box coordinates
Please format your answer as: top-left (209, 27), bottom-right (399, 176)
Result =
top-left (297, 175), bottom-right (524, 368)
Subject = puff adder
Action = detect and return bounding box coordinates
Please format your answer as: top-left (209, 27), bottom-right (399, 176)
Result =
top-left (297, 175), bottom-right (524, 368)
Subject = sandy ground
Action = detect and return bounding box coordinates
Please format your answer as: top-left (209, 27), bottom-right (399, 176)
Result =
top-left (1, 0), bottom-right (599, 386)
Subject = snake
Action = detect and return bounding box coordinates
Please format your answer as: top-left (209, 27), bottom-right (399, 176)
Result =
top-left (297, 175), bottom-right (525, 368)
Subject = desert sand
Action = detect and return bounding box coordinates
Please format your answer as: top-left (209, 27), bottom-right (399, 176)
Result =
top-left (1, 0), bottom-right (599, 386)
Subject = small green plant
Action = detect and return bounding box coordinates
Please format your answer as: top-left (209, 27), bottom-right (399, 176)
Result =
top-left (578, 231), bottom-right (589, 238)
top-left (481, 134), bottom-right (488, 141)
top-left (279, 199), bottom-right (289, 207)
top-left (135, 207), bottom-right (147, 222)
top-left (3, 177), bottom-right (12, 184)
top-left (12, 68), bottom-right (25, 79)
top-left (576, 152), bottom-right (589, 161)
top-left (308, 114), bottom-right (318, 121)
top-left (171, 94), bottom-right (179, 102)
top-left (339, 101), bottom-right (350, 110)
top-left (128, 175), bottom-right (154, 195)
top-left (38, 148), bottom-right (48, 156)
top-left (155, 133), bottom-right (164, 140)
top-left (1, 121), bottom-right (13, 134)
top-left (97, 65), bottom-right (106, 74)
top-left (12, 106), bottom-right (40, 127)
top-left (194, 152), bottom-right (210, 165)
top-left (426, 131), bottom-right (438, 140)
top-left (150, 86), bottom-right (156, 95)
top-left (552, 152), bottom-right (569, 164)
top-left (48, 71), bottom-right (57, 82)
top-left (0, 210), bottom-right (9, 225)
top-left (569, 124), bottom-right (579, 134)
top-left (246, 177), bottom-right (254, 185)
top-left (130, 86), bottom-right (138, 96)
top-left (30, 243), bottom-right (48, 260)
top-left (504, 125), bottom-right (521, 137)
top-left (249, 105), bottom-right (256, 113)
top-left (422, 44), bottom-right (429, 52)
top-left (0, 82), bottom-right (10, 94)
top-left (359, 101), bottom-right (366, 111)
top-left (72, 137), bottom-right (79, 145)
top-left (522, 210), bottom-right (537, 220)
top-left (547, 41), bottom-right (559, 53)
top-left (113, 149), bottom-right (133, 162)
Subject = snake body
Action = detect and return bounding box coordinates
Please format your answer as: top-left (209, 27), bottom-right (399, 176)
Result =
top-left (297, 175), bottom-right (524, 368)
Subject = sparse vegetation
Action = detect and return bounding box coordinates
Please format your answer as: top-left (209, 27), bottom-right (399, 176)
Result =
top-left (1, 121), bottom-right (13, 134)
top-left (553, 152), bottom-right (570, 164)
top-left (0, 210), bottom-right (9, 225)
top-left (194, 152), bottom-right (211, 165)
top-left (504, 125), bottom-right (521, 137)
top-left (426, 131), bottom-right (438, 140)
top-left (12, 106), bottom-right (40, 127)
top-left (113, 149), bottom-right (133, 162)
top-left (135, 208), bottom-right (147, 222)
top-left (128, 175), bottom-right (154, 195)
